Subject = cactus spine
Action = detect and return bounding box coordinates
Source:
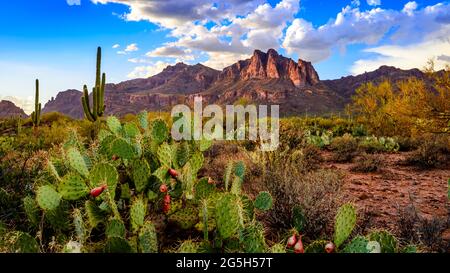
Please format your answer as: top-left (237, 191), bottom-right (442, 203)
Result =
top-left (31, 79), bottom-right (41, 127)
top-left (81, 47), bottom-right (106, 122)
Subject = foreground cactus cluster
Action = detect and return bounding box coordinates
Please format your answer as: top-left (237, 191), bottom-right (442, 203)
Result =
top-left (7, 112), bottom-right (274, 253)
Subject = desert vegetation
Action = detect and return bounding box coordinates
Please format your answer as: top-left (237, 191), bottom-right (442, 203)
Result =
top-left (0, 50), bottom-right (449, 253)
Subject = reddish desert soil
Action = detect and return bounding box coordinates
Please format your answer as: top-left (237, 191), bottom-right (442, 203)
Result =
top-left (322, 151), bottom-right (450, 234)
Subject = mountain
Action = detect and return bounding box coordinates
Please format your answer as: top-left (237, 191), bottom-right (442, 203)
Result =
top-left (323, 65), bottom-right (426, 101)
top-left (0, 100), bottom-right (28, 118)
top-left (42, 90), bottom-right (84, 119)
top-left (41, 49), bottom-right (428, 119)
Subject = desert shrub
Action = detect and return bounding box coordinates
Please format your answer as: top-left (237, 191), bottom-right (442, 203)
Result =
top-left (351, 154), bottom-right (383, 173)
top-left (330, 134), bottom-right (358, 162)
top-left (291, 145), bottom-right (323, 172)
top-left (260, 152), bottom-right (343, 238)
top-left (406, 135), bottom-right (450, 168)
top-left (395, 136), bottom-right (421, 152)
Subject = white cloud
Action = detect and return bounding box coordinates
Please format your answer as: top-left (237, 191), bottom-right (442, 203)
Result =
top-left (283, 2), bottom-right (450, 64)
top-left (112, 44), bottom-right (120, 49)
top-left (91, 0), bottom-right (299, 69)
top-left (127, 61), bottom-right (175, 78)
top-left (125, 43), bottom-right (139, 52)
top-left (67, 0), bottom-right (81, 6)
top-left (351, 39), bottom-right (450, 74)
top-left (367, 0), bottom-right (380, 6)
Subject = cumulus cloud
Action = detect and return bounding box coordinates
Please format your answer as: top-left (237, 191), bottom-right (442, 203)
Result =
top-left (112, 44), bottom-right (120, 49)
top-left (366, 0), bottom-right (380, 6)
top-left (67, 0), bottom-right (81, 6)
top-left (351, 39), bottom-right (450, 74)
top-left (125, 43), bottom-right (139, 52)
top-left (92, 0), bottom-right (299, 69)
top-left (127, 61), bottom-right (175, 78)
top-left (283, 2), bottom-right (450, 65)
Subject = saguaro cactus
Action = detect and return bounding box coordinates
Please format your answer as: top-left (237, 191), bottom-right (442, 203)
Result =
top-left (31, 79), bottom-right (41, 127)
top-left (81, 47), bottom-right (106, 122)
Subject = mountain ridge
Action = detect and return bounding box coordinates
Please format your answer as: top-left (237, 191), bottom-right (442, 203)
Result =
top-left (0, 49), bottom-right (431, 119)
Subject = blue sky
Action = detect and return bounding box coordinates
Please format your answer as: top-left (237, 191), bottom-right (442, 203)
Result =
top-left (1, 0), bottom-right (449, 113)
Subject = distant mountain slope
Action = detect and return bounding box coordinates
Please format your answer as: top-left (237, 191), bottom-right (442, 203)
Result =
top-left (0, 100), bottom-right (28, 118)
top-left (322, 65), bottom-right (426, 101)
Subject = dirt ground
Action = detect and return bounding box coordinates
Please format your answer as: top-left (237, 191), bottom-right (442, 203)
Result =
top-left (322, 151), bottom-right (450, 236)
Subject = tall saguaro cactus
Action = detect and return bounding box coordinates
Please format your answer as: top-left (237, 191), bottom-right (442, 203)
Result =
top-left (31, 79), bottom-right (41, 127)
top-left (81, 47), bottom-right (106, 122)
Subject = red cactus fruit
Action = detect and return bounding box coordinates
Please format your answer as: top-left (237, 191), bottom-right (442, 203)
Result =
top-left (111, 154), bottom-right (119, 161)
top-left (90, 184), bottom-right (107, 198)
top-left (168, 169), bottom-right (178, 178)
top-left (159, 184), bottom-right (168, 193)
top-left (163, 194), bottom-right (171, 204)
top-left (294, 236), bottom-right (304, 253)
top-left (163, 203), bottom-right (171, 213)
top-left (287, 233), bottom-right (297, 248)
top-left (325, 242), bottom-right (335, 253)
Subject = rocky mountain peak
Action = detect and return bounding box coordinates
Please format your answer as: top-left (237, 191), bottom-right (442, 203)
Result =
top-left (219, 49), bottom-right (320, 87)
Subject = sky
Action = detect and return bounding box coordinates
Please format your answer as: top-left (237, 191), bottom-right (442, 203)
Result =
top-left (0, 0), bottom-right (449, 113)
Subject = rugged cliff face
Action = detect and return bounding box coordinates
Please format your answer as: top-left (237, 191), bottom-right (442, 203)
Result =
top-left (42, 90), bottom-right (84, 119)
top-left (0, 100), bottom-right (28, 118)
top-left (218, 49), bottom-right (320, 87)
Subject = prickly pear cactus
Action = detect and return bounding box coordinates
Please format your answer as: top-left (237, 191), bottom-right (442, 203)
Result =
top-left (104, 236), bottom-right (134, 253)
top-left (334, 203), bottom-right (357, 248)
top-left (36, 185), bottom-right (61, 211)
top-left (151, 119), bottom-right (169, 144)
top-left (124, 122), bottom-right (140, 139)
top-left (111, 138), bottom-right (136, 160)
top-left (130, 158), bottom-right (151, 193)
top-left (270, 243), bottom-right (286, 253)
top-left (107, 116), bottom-right (122, 136)
top-left (85, 200), bottom-right (105, 229)
top-left (342, 236), bottom-right (369, 253)
top-left (242, 222), bottom-right (267, 253)
top-left (168, 207), bottom-right (198, 229)
top-left (58, 173), bottom-right (89, 200)
top-left (138, 221), bottom-right (158, 253)
top-left (67, 148), bottom-right (89, 177)
top-left (3, 231), bottom-right (39, 253)
top-left (89, 163), bottom-right (119, 199)
top-left (367, 230), bottom-right (398, 253)
top-left (106, 218), bottom-right (126, 238)
top-left (254, 191), bottom-right (273, 211)
top-left (130, 197), bottom-right (146, 233)
top-left (178, 240), bottom-right (199, 253)
top-left (215, 193), bottom-right (243, 239)
top-left (157, 143), bottom-right (173, 168)
top-left (23, 196), bottom-right (40, 226)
